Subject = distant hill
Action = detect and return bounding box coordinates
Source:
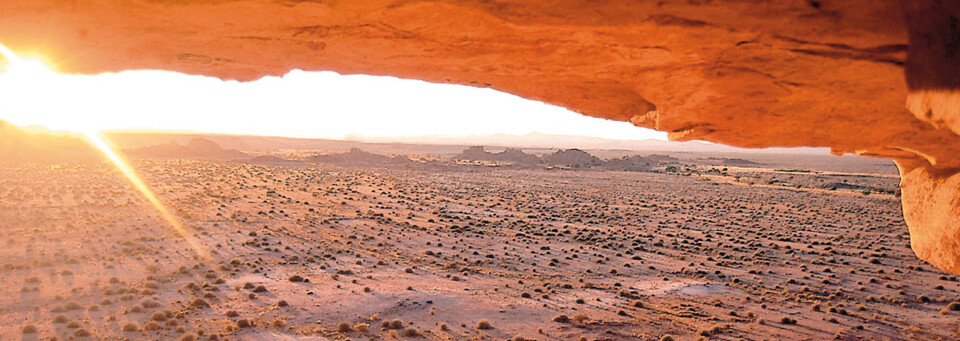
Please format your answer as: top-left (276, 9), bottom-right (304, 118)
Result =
top-left (643, 154), bottom-right (681, 164)
top-left (542, 149), bottom-right (602, 167)
top-left (699, 157), bottom-right (762, 167)
top-left (106, 131), bottom-right (834, 156)
top-left (600, 155), bottom-right (653, 171)
top-left (599, 154), bottom-right (683, 171)
top-left (242, 155), bottom-right (301, 164)
top-left (308, 148), bottom-right (413, 166)
top-left (351, 132), bottom-right (832, 154)
top-left (126, 138), bottom-right (249, 160)
top-left (456, 146), bottom-right (540, 164)
top-left (0, 120), bottom-right (97, 162)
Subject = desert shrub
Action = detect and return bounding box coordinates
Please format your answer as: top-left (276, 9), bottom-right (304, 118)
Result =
top-left (336, 322), bottom-right (352, 333)
top-left (401, 327), bottom-right (423, 337)
top-left (552, 314), bottom-right (570, 323)
top-left (191, 298), bottom-right (210, 308)
top-left (780, 317), bottom-right (797, 325)
top-left (122, 322), bottom-right (140, 332)
top-left (151, 311), bottom-right (168, 322)
top-left (475, 320), bottom-right (494, 330)
top-left (22, 325), bottom-right (38, 334)
top-left (382, 319), bottom-right (404, 330)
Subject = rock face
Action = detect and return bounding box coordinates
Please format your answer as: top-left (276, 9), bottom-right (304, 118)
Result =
top-left (0, 1), bottom-right (959, 272)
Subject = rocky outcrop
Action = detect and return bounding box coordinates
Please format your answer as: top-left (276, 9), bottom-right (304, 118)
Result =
top-left (601, 156), bottom-right (655, 172)
top-left (602, 154), bottom-right (684, 172)
top-left (542, 149), bottom-right (601, 167)
top-left (1, 1), bottom-right (959, 272)
top-left (897, 160), bottom-right (960, 273)
top-left (308, 148), bottom-right (413, 166)
top-left (456, 146), bottom-right (539, 165)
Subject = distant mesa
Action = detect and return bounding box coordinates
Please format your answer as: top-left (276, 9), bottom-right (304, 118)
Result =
top-left (127, 138), bottom-right (249, 160)
top-left (308, 148), bottom-right (413, 166)
top-left (541, 148), bottom-right (602, 167)
top-left (456, 146), bottom-right (540, 165)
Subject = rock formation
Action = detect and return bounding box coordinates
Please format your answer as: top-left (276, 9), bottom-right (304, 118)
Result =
top-left (308, 148), bottom-right (412, 166)
top-left (0, 0), bottom-right (959, 272)
top-left (456, 146), bottom-right (540, 165)
top-left (542, 149), bottom-right (602, 167)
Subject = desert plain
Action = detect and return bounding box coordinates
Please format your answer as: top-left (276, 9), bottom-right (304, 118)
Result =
top-left (1, 128), bottom-right (958, 341)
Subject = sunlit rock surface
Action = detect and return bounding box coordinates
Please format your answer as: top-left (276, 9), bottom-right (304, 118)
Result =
top-left (0, 0), bottom-right (958, 272)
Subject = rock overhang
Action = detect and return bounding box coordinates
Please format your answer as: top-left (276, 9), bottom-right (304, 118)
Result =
top-left (1, 0), bottom-right (959, 272)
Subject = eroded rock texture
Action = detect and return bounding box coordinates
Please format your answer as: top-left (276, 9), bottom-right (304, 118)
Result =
top-left (0, 0), bottom-right (958, 272)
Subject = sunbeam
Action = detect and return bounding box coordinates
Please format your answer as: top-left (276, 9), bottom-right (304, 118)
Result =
top-left (0, 43), bottom-right (207, 258)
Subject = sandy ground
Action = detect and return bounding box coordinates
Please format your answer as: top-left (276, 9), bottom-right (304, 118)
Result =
top-left (0, 160), bottom-right (957, 340)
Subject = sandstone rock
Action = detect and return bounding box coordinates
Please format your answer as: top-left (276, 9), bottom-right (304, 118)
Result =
top-left (1, 0), bottom-right (959, 272)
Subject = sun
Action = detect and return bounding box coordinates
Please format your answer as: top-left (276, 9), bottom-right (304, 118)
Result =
top-left (0, 43), bottom-right (207, 258)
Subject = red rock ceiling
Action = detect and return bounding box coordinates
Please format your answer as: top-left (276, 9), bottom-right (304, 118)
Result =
top-left (1, 0), bottom-right (958, 272)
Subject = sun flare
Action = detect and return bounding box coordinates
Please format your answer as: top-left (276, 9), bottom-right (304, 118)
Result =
top-left (0, 43), bottom-right (206, 257)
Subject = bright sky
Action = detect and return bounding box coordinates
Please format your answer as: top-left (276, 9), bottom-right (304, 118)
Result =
top-left (0, 45), bottom-right (665, 141)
